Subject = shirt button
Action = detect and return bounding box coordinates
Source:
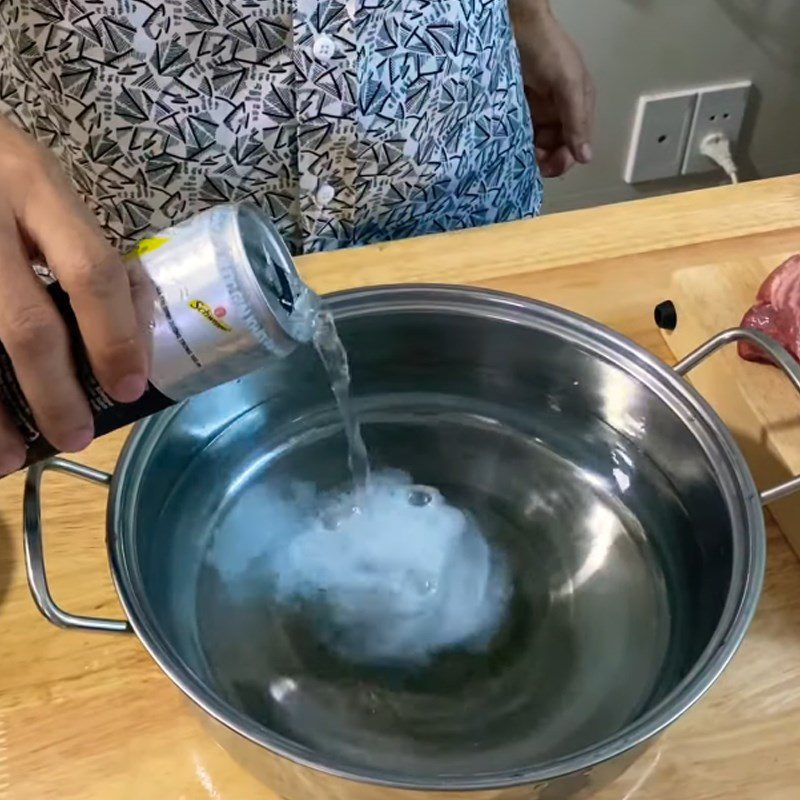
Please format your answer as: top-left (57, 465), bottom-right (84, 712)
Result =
top-left (313, 35), bottom-right (336, 62)
top-left (299, 172), bottom-right (317, 191)
top-left (316, 183), bottom-right (335, 205)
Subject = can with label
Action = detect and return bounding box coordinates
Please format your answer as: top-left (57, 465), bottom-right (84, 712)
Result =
top-left (0, 203), bottom-right (320, 468)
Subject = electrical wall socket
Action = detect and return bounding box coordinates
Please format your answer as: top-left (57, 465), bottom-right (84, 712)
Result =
top-left (681, 80), bottom-right (752, 175)
top-left (624, 91), bottom-right (697, 184)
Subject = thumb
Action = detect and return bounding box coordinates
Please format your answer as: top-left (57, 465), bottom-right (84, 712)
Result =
top-left (554, 75), bottom-right (593, 165)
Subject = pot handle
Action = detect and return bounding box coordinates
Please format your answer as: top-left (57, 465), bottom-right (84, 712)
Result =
top-left (23, 458), bottom-right (131, 634)
top-left (674, 327), bottom-right (800, 506)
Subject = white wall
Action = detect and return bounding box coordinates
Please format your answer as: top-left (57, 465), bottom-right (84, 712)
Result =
top-left (543, 0), bottom-right (800, 212)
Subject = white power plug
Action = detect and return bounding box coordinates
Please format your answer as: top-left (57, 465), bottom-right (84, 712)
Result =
top-left (699, 133), bottom-right (739, 185)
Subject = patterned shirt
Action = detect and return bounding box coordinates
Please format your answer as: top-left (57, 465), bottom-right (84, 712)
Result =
top-left (0, 0), bottom-right (541, 254)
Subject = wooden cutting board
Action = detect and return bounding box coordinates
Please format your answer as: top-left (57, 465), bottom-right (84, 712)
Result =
top-left (661, 250), bottom-right (800, 558)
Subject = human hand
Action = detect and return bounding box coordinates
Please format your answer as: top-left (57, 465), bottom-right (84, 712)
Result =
top-left (0, 118), bottom-right (151, 474)
top-left (511, 0), bottom-right (595, 178)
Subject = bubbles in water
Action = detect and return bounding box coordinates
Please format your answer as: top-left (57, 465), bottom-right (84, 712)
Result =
top-left (265, 470), bottom-right (511, 666)
top-left (205, 303), bottom-right (508, 669)
top-left (407, 486), bottom-right (433, 507)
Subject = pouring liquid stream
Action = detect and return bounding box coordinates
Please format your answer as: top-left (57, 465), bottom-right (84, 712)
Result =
top-left (312, 309), bottom-right (372, 495)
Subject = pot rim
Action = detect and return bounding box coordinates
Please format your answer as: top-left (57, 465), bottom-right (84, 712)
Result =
top-left (106, 284), bottom-right (766, 791)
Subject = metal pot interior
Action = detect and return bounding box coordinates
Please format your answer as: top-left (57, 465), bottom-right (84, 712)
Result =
top-left (109, 286), bottom-right (762, 789)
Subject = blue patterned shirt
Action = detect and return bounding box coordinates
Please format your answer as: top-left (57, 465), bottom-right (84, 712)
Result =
top-left (0, 0), bottom-right (541, 253)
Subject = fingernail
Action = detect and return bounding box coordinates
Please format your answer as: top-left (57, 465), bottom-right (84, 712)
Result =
top-left (578, 143), bottom-right (593, 164)
top-left (111, 374), bottom-right (148, 403)
top-left (63, 425), bottom-right (95, 454)
top-left (0, 446), bottom-right (26, 476)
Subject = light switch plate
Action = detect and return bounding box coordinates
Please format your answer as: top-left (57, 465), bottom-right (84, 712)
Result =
top-left (682, 80), bottom-right (752, 175)
top-left (624, 91), bottom-right (697, 184)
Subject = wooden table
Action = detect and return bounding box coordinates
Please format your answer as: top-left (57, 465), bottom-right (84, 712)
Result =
top-left (2, 177), bottom-right (800, 799)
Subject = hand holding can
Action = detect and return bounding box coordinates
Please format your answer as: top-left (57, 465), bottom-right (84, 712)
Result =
top-left (0, 154), bottom-right (318, 475)
top-left (0, 118), bottom-right (151, 474)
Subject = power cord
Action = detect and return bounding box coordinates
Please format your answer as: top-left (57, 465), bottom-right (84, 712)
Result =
top-left (699, 132), bottom-right (739, 184)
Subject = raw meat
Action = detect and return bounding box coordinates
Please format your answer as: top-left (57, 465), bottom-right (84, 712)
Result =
top-left (740, 254), bottom-right (800, 364)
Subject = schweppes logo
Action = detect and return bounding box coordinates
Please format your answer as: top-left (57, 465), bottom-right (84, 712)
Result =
top-left (124, 236), bottom-right (169, 261)
top-left (189, 300), bottom-right (232, 332)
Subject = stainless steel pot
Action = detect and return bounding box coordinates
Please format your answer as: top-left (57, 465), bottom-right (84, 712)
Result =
top-left (23, 286), bottom-right (800, 800)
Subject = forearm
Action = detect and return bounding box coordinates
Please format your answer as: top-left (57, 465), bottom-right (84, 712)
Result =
top-left (509, 0), bottom-right (553, 37)
top-left (508, 0), bottom-right (552, 19)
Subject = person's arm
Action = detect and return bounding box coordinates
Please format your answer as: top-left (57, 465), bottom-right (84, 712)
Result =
top-left (509, 0), bottom-right (595, 177)
top-left (0, 118), bottom-right (150, 474)
top-left (510, 0), bottom-right (552, 16)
